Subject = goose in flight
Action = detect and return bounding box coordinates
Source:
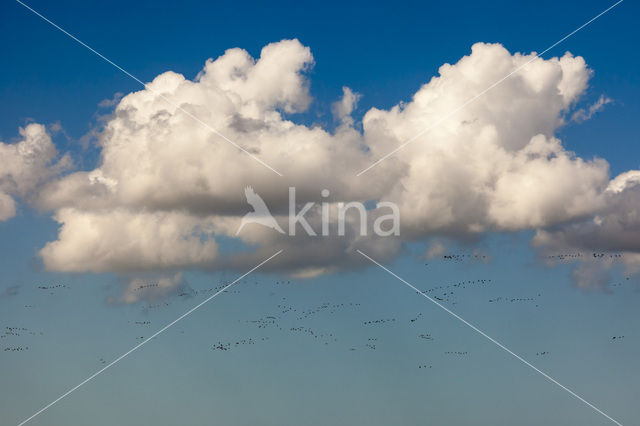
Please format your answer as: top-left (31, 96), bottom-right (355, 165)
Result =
top-left (236, 186), bottom-right (285, 235)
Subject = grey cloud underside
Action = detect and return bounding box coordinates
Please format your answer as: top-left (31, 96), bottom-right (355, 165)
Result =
top-left (533, 172), bottom-right (640, 287)
top-left (2, 39), bottom-right (638, 298)
top-left (535, 186), bottom-right (640, 253)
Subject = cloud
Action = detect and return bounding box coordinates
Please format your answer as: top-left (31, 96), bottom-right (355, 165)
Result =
top-left (98, 92), bottom-right (124, 109)
top-left (570, 262), bottom-right (613, 292)
top-left (425, 241), bottom-right (446, 259)
top-left (332, 87), bottom-right (361, 126)
top-left (0, 123), bottom-right (70, 220)
top-left (40, 208), bottom-right (219, 273)
top-left (33, 39), bottom-right (389, 278)
top-left (108, 272), bottom-right (191, 304)
top-left (571, 94), bottom-right (612, 123)
top-left (533, 170), bottom-right (640, 289)
top-left (1, 285), bottom-right (20, 298)
top-left (3, 39), bottom-right (639, 299)
top-left (362, 43), bottom-right (607, 237)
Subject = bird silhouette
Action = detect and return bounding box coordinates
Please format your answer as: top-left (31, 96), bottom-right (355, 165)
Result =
top-left (236, 186), bottom-right (285, 235)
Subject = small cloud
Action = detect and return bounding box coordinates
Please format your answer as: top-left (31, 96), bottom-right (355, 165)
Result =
top-left (425, 240), bottom-right (446, 259)
top-left (1, 285), bottom-right (20, 298)
top-left (48, 121), bottom-right (72, 143)
top-left (108, 272), bottom-right (192, 305)
top-left (571, 95), bottom-right (612, 123)
top-left (570, 262), bottom-right (612, 292)
top-left (48, 121), bottom-right (63, 134)
top-left (331, 86), bottom-right (361, 126)
top-left (98, 92), bottom-right (124, 109)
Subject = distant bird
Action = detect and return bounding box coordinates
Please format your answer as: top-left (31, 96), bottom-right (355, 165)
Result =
top-left (236, 186), bottom-right (285, 235)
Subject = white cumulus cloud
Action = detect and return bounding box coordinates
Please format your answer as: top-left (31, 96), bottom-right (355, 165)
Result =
top-left (0, 123), bottom-right (70, 221)
top-left (2, 39), bottom-right (638, 299)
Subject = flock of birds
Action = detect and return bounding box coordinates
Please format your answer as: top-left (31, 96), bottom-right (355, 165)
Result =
top-left (1, 286), bottom-right (53, 352)
top-left (442, 254), bottom-right (488, 262)
top-left (544, 252), bottom-right (624, 261)
top-left (0, 252), bottom-right (633, 374)
top-left (133, 282), bottom-right (160, 291)
top-left (420, 279), bottom-right (493, 305)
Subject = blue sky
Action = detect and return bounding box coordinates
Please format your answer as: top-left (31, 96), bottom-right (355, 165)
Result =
top-left (1, 0), bottom-right (639, 425)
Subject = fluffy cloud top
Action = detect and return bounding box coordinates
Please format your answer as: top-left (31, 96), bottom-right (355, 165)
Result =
top-left (362, 43), bottom-right (608, 236)
top-left (0, 123), bottom-right (69, 220)
top-left (3, 39), bottom-right (638, 296)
